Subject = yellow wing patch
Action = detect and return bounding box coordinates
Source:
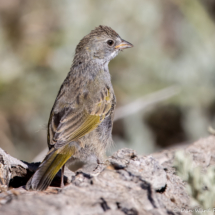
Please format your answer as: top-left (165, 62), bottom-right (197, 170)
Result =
top-left (67, 114), bottom-right (101, 142)
top-left (50, 87), bottom-right (113, 148)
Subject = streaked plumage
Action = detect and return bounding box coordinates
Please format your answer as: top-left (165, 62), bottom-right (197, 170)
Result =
top-left (26, 25), bottom-right (133, 191)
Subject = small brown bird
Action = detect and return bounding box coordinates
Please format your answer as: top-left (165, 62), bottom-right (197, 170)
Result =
top-left (26, 25), bottom-right (133, 191)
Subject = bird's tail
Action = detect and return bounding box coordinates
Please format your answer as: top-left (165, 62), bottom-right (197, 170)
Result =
top-left (26, 144), bottom-right (75, 191)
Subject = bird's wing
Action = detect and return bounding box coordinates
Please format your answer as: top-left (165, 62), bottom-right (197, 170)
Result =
top-left (48, 86), bottom-right (113, 149)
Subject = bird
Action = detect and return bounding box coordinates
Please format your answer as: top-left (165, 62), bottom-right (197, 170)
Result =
top-left (26, 25), bottom-right (133, 191)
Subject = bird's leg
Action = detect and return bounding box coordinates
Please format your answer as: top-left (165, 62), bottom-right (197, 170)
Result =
top-left (60, 164), bottom-right (65, 188)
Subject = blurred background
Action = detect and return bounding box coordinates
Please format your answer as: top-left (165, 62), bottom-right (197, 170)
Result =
top-left (1, 0), bottom-right (215, 162)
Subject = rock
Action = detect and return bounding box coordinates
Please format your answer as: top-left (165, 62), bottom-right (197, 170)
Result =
top-left (1, 136), bottom-right (215, 214)
top-left (109, 148), bottom-right (167, 191)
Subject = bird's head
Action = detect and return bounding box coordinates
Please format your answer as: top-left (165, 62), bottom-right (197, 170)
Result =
top-left (74, 25), bottom-right (133, 64)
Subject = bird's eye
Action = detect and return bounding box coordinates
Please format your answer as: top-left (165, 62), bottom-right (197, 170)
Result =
top-left (107, 40), bottom-right (114, 46)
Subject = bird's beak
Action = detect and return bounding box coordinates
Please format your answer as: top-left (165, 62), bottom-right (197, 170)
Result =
top-left (115, 39), bottom-right (133, 50)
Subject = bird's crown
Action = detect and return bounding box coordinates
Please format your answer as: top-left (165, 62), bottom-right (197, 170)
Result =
top-left (75, 25), bottom-right (120, 54)
top-left (89, 25), bottom-right (119, 38)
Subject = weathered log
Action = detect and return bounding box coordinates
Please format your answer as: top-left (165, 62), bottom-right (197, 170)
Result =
top-left (0, 136), bottom-right (214, 215)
